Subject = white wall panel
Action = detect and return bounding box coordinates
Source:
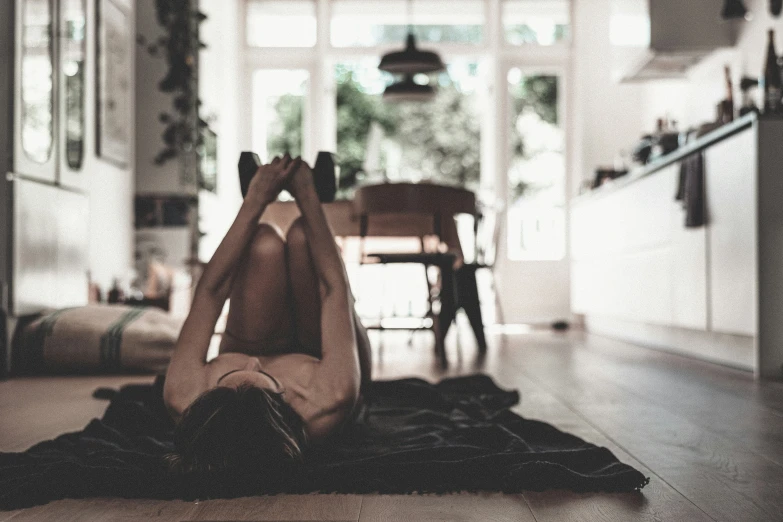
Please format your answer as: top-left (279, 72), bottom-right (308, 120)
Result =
top-left (705, 129), bottom-right (757, 336)
top-left (13, 178), bottom-right (88, 315)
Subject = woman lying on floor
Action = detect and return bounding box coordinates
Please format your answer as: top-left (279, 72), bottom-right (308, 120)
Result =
top-left (163, 154), bottom-right (372, 473)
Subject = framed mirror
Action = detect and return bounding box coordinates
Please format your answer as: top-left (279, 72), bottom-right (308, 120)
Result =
top-left (61, 0), bottom-right (87, 174)
top-left (20, 0), bottom-right (55, 166)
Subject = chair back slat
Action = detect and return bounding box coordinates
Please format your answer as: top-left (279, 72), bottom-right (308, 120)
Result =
top-left (474, 201), bottom-right (504, 268)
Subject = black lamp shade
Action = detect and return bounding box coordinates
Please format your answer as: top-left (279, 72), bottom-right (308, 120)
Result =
top-left (383, 75), bottom-right (436, 102)
top-left (721, 0), bottom-right (748, 19)
top-left (379, 33), bottom-right (446, 74)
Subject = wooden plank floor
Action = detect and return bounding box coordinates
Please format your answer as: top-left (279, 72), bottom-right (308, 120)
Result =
top-left (1, 326), bottom-right (782, 521)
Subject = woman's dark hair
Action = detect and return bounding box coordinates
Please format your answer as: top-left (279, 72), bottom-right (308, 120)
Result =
top-left (166, 384), bottom-right (307, 473)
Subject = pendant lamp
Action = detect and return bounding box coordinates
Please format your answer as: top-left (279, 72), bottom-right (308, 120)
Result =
top-left (382, 74), bottom-right (436, 102)
top-left (379, 33), bottom-right (446, 74)
top-left (379, 0), bottom-right (446, 75)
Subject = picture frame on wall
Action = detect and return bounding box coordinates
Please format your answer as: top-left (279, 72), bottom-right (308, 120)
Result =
top-left (96, 0), bottom-right (131, 167)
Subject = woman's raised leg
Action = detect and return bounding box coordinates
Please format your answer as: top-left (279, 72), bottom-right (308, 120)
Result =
top-left (219, 223), bottom-right (295, 355)
top-left (286, 217), bottom-right (372, 383)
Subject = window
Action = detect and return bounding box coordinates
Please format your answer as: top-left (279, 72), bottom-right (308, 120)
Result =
top-left (506, 70), bottom-right (565, 260)
top-left (331, 0), bottom-right (484, 47)
top-left (240, 0), bottom-right (571, 263)
top-left (21, 0), bottom-right (54, 163)
top-left (251, 69), bottom-right (309, 162)
top-left (333, 60), bottom-right (482, 195)
top-left (503, 0), bottom-right (570, 46)
top-left (246, 0), bottom-right (317, 47)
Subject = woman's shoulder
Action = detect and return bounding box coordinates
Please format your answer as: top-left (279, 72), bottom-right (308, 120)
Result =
top-left (163, 360), bottom-right (210, 420)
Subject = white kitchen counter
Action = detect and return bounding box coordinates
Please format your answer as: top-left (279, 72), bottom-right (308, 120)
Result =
top-left (570, 114), bottom-right (783, 379)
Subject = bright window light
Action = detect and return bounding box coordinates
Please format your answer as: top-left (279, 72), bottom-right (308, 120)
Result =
top-left (246, 0), bottom-right (317, 47)
top-left (507, 71), bottom-right (566, 261)
top-left (331, 0), bottom-right (484, 47)
top-left (503, 0), bottom-right (571, 46)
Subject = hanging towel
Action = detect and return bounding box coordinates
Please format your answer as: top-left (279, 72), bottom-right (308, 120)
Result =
top-left (675, 152), bottom-right (707, 228)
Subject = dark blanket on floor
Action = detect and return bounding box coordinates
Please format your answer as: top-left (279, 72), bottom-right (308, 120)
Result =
top-left (0, 374), bottom-right (648, 509)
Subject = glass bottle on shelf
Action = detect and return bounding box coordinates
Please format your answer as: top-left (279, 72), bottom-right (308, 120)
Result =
top-left (761, 29), bottom-right (782, 114)
top-left (723, 66), bottom-right (735, 123)
top-left (739, 77), bottom-right (760, 116)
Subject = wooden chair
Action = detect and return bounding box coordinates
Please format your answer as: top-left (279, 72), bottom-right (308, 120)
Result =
top-left (353, 183), bottom-right (477, 367)
top-left (454, 200), bottom-right (504, 355)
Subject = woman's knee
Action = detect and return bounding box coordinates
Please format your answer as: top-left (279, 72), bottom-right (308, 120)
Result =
top-left (249, 223), bottom-right (286, 262)
top-left (286, 216), bottom-right (307, 249)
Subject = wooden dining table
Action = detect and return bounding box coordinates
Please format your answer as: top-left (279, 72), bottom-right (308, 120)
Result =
top-left (260, 184), bottom-right (486, 367)
top-left (261, 200), bottom-right (465, 259)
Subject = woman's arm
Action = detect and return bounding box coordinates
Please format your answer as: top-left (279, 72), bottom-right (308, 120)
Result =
top-left (287, 163), bottom-right (361, 409)
top-left (164, 156), bottom-right (301, 415)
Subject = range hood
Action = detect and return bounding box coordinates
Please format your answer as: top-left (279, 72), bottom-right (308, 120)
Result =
top-left (612, 0), bottom-right (737, 83)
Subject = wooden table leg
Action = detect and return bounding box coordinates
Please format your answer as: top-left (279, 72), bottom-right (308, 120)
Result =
top-left (435, 259), bottom-right (458, 369)
top-left (456, 265), bottom-right (487, 354)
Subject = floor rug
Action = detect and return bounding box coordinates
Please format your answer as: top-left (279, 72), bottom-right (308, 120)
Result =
top-left (0, 374), bottom-right (648, 509)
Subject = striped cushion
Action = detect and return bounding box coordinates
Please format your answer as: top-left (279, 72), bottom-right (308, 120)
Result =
top-left (16, 305), bottom-right (183, 374)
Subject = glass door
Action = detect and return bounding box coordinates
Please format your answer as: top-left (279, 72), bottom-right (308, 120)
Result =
top-left (58, 0), bottom-right (87, 189)
top-left (496, 67), bottom-right (570, 322)
top-left (506, 70), bottom-right (565, 261)
top-left (14, 0), bottom-right (58, 182)
top-left (251, 69), bottom-right (311, 168)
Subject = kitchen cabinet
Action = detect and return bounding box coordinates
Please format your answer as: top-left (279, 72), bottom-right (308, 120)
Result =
top-left (572, 165), bottom-right (705, 328)
top-left (704, 129), bottom-right (757, 337)
top-left (670, 202), bottom-right (708, 330)
top-left (571, 114), bottom-right (783, 378)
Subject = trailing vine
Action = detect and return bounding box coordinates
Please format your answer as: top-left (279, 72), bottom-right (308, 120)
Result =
top-left (136, 0), bottom-right (207, 167)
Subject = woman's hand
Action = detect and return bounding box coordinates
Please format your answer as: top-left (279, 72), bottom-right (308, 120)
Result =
top-left (246, 154), bottom-right (302, 207)
top-left (286, 159), bottom-right (317, 201)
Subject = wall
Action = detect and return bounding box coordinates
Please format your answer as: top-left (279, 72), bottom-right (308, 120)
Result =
top-left (84, 0), bottom-right (136, 292)
top-left (198, 0), bottom-right (244, 260)
top-left (640, 49), bottom-right (743, 131)
top-left (642, 0), bottom-right (776, 130)
top-left (570, 0), bottom-right (649, 192)
top-left (135, 0), bottom-right (243, 262)
top-left (135, 0), bottom-right (198, 196)
top-left (574, 0), bottom-right (780, 186)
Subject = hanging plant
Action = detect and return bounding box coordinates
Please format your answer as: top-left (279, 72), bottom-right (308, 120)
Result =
top-left (137, 0), bottom-right (207, 166)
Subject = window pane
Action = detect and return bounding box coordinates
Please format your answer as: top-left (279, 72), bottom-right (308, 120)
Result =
top-left (503, 0), bottom-right (570, 46)
top-left (246, 0), bottom-right (316, 47)
top-left (331, 0), bottom-right (484, 47)
top-left (21, 0), bottom-right (54, 163)
top-left (251, 70), bottom-right (309, 162)
top-left (333, 60), bottom-right (482, 196)
top-left (63, 0), bottom-right (87, 170)
top-left (507, 71), bottom-right (565, 261)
